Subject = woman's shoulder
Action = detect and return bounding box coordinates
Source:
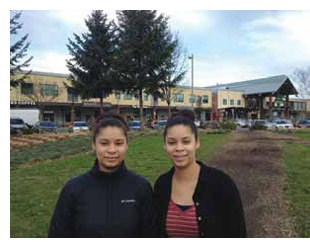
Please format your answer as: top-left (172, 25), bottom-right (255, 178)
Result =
top-left (61, 171), bottom-right (93, 194)
top-left (198, 161), bottom-right (237, 186)
top-left (126, 169), bottom-right (152, 188)
top-left (153, 168), bottom-right (174, 189)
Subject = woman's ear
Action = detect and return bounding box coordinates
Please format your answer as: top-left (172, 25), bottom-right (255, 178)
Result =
top-left (163, 144), bottom-right (167, 152)
top-left (195, 137), bottom-right (200, 150)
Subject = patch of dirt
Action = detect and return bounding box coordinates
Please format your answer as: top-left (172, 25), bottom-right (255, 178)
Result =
top-left (10, 132), bottom-right (90, 150)
top-left (207, 129), bottom-right (297, 237)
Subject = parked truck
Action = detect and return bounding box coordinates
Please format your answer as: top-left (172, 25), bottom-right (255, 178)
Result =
top-left (10, 109), bottom-right (40, 126)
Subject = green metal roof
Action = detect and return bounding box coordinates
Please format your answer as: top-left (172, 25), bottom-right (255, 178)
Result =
top-left (205, 75), bottom-right (298, 95)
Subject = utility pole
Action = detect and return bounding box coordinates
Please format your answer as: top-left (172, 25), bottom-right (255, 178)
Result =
top-left (188, 54), bottom-right (194, 108)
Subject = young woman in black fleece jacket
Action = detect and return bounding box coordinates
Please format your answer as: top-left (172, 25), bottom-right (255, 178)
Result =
top-left (153, 110), bottom-right (247, 238)
top-left (48, 113), bottom-right (156, 238)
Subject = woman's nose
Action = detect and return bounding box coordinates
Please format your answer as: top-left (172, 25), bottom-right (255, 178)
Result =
top-left (107, 144), bottom-right (117, 153)
top-left (175, 142), bottom-right (184, 151)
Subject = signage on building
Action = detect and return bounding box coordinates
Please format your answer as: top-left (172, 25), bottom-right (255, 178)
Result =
top-left (275, 95), bottom-right (283, 102)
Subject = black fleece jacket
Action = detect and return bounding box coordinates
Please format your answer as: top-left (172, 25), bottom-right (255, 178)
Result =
top-left (153, 161), bottom-right (247, 238)
top-left (48, 160), bottom-right (155, 238)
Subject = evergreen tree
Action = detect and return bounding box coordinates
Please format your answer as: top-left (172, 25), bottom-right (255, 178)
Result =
top-left (66, 10), bottom-right (118, 114)
top-left (116, 10), bottom-right (175, 129)
top-left (10, 11), bottom-right (33, 88)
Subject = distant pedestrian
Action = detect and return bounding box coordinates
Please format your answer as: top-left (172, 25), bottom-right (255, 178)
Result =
top-left (153, 109), bottom-right (247, 238)
top-left (49, 113), bottom-right (155, 237)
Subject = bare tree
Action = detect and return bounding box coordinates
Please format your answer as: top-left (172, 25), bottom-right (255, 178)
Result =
top-left (292, 67), bottom-right (310, 98)
top-left (152, 33), bottom-right (188, 117)
top-left (21, 77), bottom-right (60, 121)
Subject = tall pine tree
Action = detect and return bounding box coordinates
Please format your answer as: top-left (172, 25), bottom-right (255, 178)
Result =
top-left (116, 10), bottom-right (175, 129)
top-left (66, 10), bottom-right (118, 114)
top-left (10, 11), bottom-right (33, 88)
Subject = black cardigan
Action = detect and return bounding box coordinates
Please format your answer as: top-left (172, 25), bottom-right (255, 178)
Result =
top-left (153, 161), bottom-right (247, 238)
top-left (48, 160), bottom-right (156, 238)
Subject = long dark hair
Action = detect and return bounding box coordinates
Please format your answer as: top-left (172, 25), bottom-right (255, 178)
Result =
top-left (163, 109), bottom-right (198, 141)
top-left (92, 113), bottom-right (128, 143)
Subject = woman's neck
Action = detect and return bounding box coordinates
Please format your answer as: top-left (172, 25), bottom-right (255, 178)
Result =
top-left (173, 161), bottom-right (200, 182)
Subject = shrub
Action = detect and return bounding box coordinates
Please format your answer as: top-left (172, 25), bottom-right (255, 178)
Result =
top-left (250, 122), bottom-right (267, 131)
top-left (220, 120), bottom-right (237, 130)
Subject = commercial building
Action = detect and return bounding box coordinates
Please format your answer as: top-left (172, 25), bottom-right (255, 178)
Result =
top-left (10, 71), bottom-right (310, 126)
top-left (10, 71), bottom-right (212, 126)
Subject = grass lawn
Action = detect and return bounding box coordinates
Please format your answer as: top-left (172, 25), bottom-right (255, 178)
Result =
top-left (283, 130), bottom-right (310, 237)
top-left (10, 132), bottom-right (230, 237)
top-left (277, 128), bottom-right (310, 140)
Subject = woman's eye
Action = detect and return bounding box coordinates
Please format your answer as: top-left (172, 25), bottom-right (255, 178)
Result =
top-left (183, 140), bottom-right (190, 144)
top-left (168, 142), bottom-right (176, 145)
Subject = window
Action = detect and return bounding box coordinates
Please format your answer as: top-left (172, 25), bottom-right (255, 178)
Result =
top-left (124, 92), bottom-right (132, 100)
top-left (230, 99), bottom-right (235, 106)
top-left (189, 94), bottom-right (195, 103)
top-left (115, 91), bottom-right (121, 100)
top-left (144, 93), bottom-right (149, 101)
top-left (202, 95), bottom-right (209, 104)
top-left (223, 99), bottom-right (227, 105)
top-left (67, 87), bottom-right (78, 102)
top-left (21, 83), bottom-right (34, 95)
top-left (237, 99), bottom-right (241, 106)
top-left (41, 84), bottom-right (58, 97)
top-left (173, 93), bottom-right (184, 103)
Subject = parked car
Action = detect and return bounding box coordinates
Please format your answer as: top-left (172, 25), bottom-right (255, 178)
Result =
top-left (128, 120), bottom-right (141, 130)
top-left (194, 120), bottom-right (201, 127)
top-left (250, 120), bottom-right (273, 130)
top-left (233, 119), bottom-right (248, 128)
top-left (273, 119), bottom-right (294, 130)
top-left (10, 118), bottom-right (29, 135)
top-left (296, 120), bottom-right (310, 128)
top-left (153, 120), bottom-right (167, 129)
top-left (10, 118), bottom-right (27, 131)
top-left (73, 121), bottom-right (89, 132)
top-left (35, 121), bottom-right (58, 132)
top-left (200, 121), bottom-right (220, 129)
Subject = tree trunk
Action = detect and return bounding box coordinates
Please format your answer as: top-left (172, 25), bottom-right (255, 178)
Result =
top-left (117, 104), bottom-right (120, 114)
top-left (38, 103), bottom-right (43, 121)
top-left (168, 102), bottom-right (171, 118)
top-left (70, 103), bottom-right (74, 124)
top-left (139, 89), bottom-right (144, 131)
top-left (100, 97), bottom-right (104, 115)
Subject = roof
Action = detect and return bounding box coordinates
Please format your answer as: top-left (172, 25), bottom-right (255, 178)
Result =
top-left (19, 70), bottom-right (69, 78)
top-left (205, 75), bottom-right (298, 95)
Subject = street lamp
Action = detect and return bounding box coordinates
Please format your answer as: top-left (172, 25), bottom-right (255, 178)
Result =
top-left (188, 53), bottom-right (194, 108)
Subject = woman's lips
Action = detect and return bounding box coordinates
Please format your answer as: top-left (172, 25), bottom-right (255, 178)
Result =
top-left (173, 155), bottom-right (187, 161)
top-left (105, 157), bottom-right (119, 160)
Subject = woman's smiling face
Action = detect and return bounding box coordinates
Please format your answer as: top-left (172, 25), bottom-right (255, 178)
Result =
top-left (164, 124), bottom-right (200, 169)
top-left (92, 126), bottom-right (128, 172)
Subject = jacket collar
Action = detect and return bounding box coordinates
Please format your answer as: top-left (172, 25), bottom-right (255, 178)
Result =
top-left (90, 159), bottom-right (127, 179)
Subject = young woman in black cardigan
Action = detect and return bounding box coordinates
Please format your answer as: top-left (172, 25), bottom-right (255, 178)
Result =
top-left (153, 110), bottom-right (247, 238)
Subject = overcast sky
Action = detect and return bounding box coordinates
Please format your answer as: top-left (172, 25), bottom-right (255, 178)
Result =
top-left (10, 9), bottom-right (310, 90)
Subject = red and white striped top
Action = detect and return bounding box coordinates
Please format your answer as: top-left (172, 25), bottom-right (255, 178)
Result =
top-left (166, 199), bottom-right (199, 238)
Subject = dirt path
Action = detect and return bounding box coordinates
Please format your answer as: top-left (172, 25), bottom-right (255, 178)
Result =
top-left (207, 129), bottom-right (298, 237)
